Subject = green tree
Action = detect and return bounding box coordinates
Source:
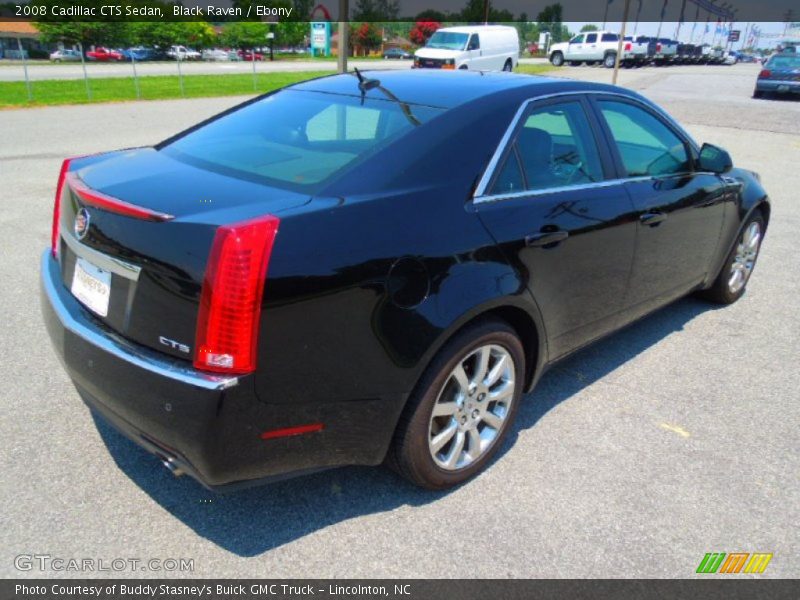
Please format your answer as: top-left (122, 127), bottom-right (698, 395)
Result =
top-left (275, 21), bottom-right (307, 47)
top-left (352, 0), bottom-right (400, 21)
top-left (460, 0), bottom-right (513, 23)
top-left (221, 22), bottom-right (269, 50)
top-left (580, 24), bottom-right (599, 32)
top-left (35, 22), bottom-right (131, 48)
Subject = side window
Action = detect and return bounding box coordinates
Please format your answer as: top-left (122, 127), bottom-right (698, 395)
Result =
top-left (467, 34), bottom-right (480, 50)
top-left (585, 33), bottom-right (597, 44)
top-left (570, 35), bottom-right (585, 44)
top-left (306, 104), bottom-right (381, 142)
top-left (489, 150), bottom-right (524, 195)
top-left (601, 33), bottom-right (619, 42)
top-left (598, 100), bottom-right (690, 177)
top-left (512, 100), bottom-right (604, 191)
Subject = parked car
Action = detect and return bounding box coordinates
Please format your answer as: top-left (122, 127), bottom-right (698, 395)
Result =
top-left (238, 49), bottom-right (264, 61)
top-left (653, 38), bottom-right (678, 65)
top-left (42, 71), bottom-right (770, 491)
top-left (622, 35), bottom-right (656, 67)
top-left (49, 49), bottom-right (82, 62)
top-left (414, 25), bottom-right (519, 71)
top-left (383, 47), bottom-right (412, 60)
top-left (753, 52), bottom-right (800, 98)
top-left (549, 31), bottom-right (622, 68)
top-left (202, 48), bottom-right (231, 62)
top-left (167, 45), bottom-right (201, 61)
top-left (119, 47), bottom-right (156, 62)
top-left (85, 47), bottom-right (123, 62)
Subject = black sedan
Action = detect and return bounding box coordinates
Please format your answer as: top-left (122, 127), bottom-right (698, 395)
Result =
top-left (382, 47), bottom-right (413, 60)
top-left (41, 71), bottom-right (770, 491)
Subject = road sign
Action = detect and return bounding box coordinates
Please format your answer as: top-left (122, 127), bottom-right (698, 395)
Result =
top-left (729, 30), bottom-right (741, 42)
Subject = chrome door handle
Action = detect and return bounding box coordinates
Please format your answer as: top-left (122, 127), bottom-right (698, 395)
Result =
top-left (640, 212), bottom-right (667, 226)
top-left (526, 230), bottom-right (569, 247)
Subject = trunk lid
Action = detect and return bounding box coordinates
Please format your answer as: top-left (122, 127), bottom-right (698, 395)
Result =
top-left (57, 148), bottom-right (309, 361)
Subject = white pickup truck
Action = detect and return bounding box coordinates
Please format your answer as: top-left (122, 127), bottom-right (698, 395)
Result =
top-left (653, 38), bottom-right (678, 64)
top-left (549, 31), bottom-right (629, 68)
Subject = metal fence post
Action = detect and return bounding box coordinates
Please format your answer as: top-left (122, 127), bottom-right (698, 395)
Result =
top-left (131, 53), bottom-right (140, 99)
top-left (16, 37), bottom-right (32, 102)
top-left (78, 42), bottom-right (91, 100)
top-left (176, 54), bottom-right (185, 97)
top-left (252, 51), bottom-right (257, 91)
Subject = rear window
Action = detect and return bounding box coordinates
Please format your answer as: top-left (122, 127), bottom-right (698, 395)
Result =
top-left (767, 54), bottom-right (800, 69)
top-left (160, 89), bottom-right (442, 192)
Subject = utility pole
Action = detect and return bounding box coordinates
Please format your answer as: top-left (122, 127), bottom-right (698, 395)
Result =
top-left (612, 0), bottom-right (631, 86)
top-left (337, 0), bottom-right (348, 73)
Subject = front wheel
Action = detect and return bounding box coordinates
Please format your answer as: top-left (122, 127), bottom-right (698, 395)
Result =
top-left (388, 319), bottom-right (525, 490)
top-left (550, 51), bottom-right (564, 66)
top-left (700, 212), bottom-right (765, 304)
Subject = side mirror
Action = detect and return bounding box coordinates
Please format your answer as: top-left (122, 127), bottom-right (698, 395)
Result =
top-left (698, 143), bottom-right (733, 174)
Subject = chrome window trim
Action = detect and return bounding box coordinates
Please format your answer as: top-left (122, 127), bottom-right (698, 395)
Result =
top-left (41, 250), bottom-right (237, 391)
top-left (472, 90), bottom-right (700, 204)
top-left (61, 225), bottom-right (142, 282)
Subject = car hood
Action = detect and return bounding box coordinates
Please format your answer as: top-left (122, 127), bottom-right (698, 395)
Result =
top-left (550, 42), bottom-right (569, 52)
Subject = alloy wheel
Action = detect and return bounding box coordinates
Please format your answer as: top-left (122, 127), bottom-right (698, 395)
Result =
top-left (428, 344), bottom-right (516, 471)
top-left (728, 221), bottom-right (762, 294)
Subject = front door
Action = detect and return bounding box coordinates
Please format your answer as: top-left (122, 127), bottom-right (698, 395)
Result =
top-left (475, 96), bottom-right (637, 359)
top-left (591, 96), bottom-right (727, 316)
top-left (565, 35), bottom-right (585, 62)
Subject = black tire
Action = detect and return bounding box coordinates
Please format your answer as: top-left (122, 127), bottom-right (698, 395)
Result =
top-left (387, 318), bottom-right (526, 490)
top-left (699, 211), bottom-right (765, 305)
top-left (502, 59), bottom-right (513, 72)
top-left (604, 53), bottom-right (617, 68)
top-left (550, 51), bottom-right (564, 67)
top-left (753, 89), bottom-right (764, 99)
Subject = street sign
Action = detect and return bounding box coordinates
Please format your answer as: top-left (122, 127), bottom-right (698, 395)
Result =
top-left (729, 30), bottom-right (741, 42)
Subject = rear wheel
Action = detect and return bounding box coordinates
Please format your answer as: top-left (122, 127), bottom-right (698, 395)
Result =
top-left (502, 59), bottom-right (513, 72)
top-left (752, 89), bottom-right (764, 99)
top-left (700, 212), bottom-right (765, 304)
top-left (388, 319), bottom-right (525, 490)
top-left (604, 53), bottom-right (617, 68)
top-left (550, 51), bottom-right (564, 66)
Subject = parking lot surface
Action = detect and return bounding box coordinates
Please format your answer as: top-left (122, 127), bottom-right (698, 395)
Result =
top-left (0, 64), bottom-right (798, 578)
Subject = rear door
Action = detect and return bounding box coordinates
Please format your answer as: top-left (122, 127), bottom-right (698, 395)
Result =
top-left (475, 96), bottom-right (637, 359)
top-left (590, 95), bottom-right (727, 317)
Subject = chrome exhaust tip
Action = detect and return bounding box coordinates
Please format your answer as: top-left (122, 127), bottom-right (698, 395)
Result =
top-left (160, 456), bottom-right (185, 477)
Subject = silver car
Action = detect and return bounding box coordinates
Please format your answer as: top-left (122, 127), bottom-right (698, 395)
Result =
top-left (50, 49), bottom-right (82, 62)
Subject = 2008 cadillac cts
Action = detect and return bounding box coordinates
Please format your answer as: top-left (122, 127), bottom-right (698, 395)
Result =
top-left (41, 71), bottom-right (770, 490)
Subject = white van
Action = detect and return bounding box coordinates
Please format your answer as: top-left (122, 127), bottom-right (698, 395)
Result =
top-left (414, 25), bottom-right (519, 72)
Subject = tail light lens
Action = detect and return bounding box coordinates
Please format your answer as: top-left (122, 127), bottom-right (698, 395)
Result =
top-left (759, 69), bottom-right (771, 78)
top-left (624, 42), bottom-right (632, 51)
top-left (656, 43), bottom-right (662, 52)
top-left (51, 158), bottom-right (72, 258)
top-left (194, 215), bottom-right (280, 374)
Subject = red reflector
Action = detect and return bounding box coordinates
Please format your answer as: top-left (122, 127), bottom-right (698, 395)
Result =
top-left (261, 423), bottom-right (324, 440)
top-left (66, 172), bottom-right (174, 222)
top-left (194, 215), bottom-right (280, 374)
top-left (759, 69), bottom-right (771, 78)
top-left (51, 158), bottom-right (72, 258)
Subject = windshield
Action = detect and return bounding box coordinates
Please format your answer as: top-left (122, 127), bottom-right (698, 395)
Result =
top-left (426, 31), bottom-right (469, 50)
top-left (767, 54), bottom-right (800, 69)
top-left (160, 89), bottom-right (443, 192)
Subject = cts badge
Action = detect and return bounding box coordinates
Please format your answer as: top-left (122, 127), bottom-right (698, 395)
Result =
top-left (74, 208), bottom-right (90, 240)
top-left (159, 336), bottom-right (191, 354)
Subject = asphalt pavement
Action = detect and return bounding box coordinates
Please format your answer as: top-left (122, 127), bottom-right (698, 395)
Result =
top-left (0, 63), bottom-right (798, 578)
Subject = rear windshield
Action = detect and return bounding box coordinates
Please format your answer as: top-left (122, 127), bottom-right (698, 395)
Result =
top-left (767, 54), bottom-right (800, 69)
top-left (426, 31), bottom-right (469, 50)
top-left (161, 89), bottom-right (443, 192)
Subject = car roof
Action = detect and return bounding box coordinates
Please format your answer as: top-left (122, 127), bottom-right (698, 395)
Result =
top-left (290, 70), bottom-right (633, 110)
top-left (435, 25), bottom-right (516, 33)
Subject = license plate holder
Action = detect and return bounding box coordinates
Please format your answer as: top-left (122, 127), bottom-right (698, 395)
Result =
top-left (71, 257), bottom-right (111, 317)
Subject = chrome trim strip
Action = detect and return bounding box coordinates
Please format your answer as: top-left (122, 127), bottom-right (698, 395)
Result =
top-left (61, 226), bottom-right (141, 282)
top-left (472, 90), bottom-right (700, 203)
top-left (41, 250), bottom-right (238, 391)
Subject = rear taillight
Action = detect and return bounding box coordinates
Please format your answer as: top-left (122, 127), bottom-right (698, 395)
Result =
top-left (759, 69), bottom-right (771, 78)
top-left (656, 43), bottom-right (662, 52)
top-left (51, 158), bottom-right (72, 258)
top-left (624, 42), bottom-right (632, 51)
top-left (194, 215), bottom-right (280, 374)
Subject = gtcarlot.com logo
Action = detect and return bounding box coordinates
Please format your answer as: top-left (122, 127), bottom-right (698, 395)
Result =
top-left (696, 552), bottom-right (773, 574)
top-left (14, 554), bottom-right (194, 573)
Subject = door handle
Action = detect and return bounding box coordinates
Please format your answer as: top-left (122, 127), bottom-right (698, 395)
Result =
top-left (525, 230), bottom-right (569, 247)
top-left (640, 212), bottom-right (667, 227)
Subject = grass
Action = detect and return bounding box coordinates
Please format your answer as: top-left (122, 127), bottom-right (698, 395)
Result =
top-left (0, 71), bottom-right (329, 108)
top-left (0, 64), bottom-right (554, 108)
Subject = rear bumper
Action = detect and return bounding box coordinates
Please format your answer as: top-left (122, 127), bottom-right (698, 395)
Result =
top-left (40, 250), bottom-right (402, 490)
top-left (755, 79), bottom-right (800, 93)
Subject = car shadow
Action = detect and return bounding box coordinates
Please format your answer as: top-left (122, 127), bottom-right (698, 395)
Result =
top-left (93, 295), bottom-right (719, 557)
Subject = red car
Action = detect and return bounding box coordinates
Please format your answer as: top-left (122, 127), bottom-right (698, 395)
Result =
top-left (86, 47), bottom-right (123, 62)
top-left (238, 49), bottom-right (264, 61)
